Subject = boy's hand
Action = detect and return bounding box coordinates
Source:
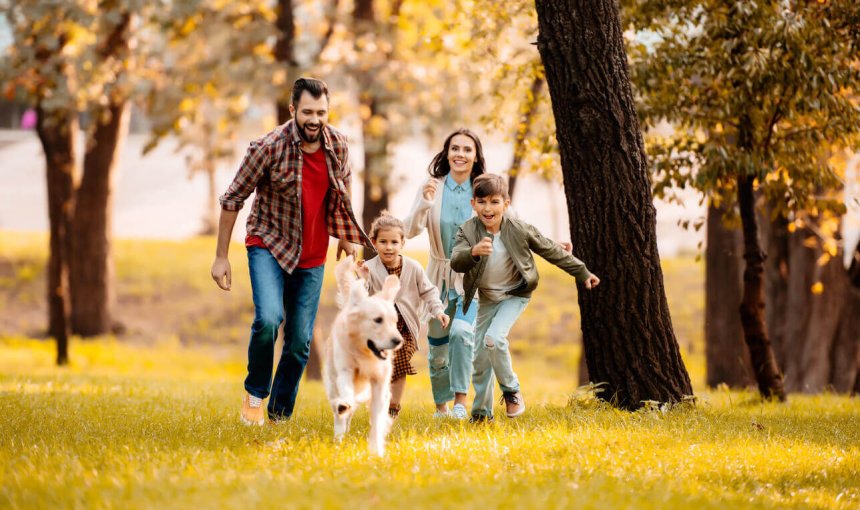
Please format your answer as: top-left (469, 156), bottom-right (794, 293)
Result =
top-left (436, 313), bottom-right (450, 328)
top-left (471, 237), bottom-right (493, 257)
top-left (584, 274), bottom-right (600, 290)
top-left (423, 179), bottom-right (439, 201)
top-left (557, 241), bottom-right (573, 252)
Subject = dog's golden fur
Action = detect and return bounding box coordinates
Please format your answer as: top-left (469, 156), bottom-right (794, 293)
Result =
top-left (323, 255), bottom-right (403, 457)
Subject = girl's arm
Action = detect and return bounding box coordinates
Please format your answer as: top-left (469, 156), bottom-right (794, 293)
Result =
top-left (415, 266), bottom-right (445, 317)
top-left (403, 178), bottom-right (434, 239)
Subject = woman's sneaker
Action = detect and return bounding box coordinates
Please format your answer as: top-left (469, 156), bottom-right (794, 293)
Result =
top-left (450, 403), bottom-right (468, 420)
top-left (501, 391), bottom-right (525, 418)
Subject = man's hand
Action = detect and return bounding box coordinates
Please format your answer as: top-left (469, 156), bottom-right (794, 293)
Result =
top-left (211, 257), bottom-right (232, 291)
top-left (422, 179), bottom-right (439, 201)
top-left (584, 274), bottom-right (601, 290)
top-left (557, 241), bottom-right (573, 253)
top-left (436, 313), bottom-right (450, 329)
top-left (337, 239), bottom-right (355, 260)
top-left (471, 237), bottom-right (493, 257)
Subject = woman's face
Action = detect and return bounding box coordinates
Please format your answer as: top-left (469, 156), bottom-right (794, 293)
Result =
top-left (447, 134), bottom-right (477, 178)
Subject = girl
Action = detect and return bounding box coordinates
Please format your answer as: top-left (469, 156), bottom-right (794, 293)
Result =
top-left (403, 128), bottom-right (488, 420)
top-left (359, 212), bottom-right (450, 418)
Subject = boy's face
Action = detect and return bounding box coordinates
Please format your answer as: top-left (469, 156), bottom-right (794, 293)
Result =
top-left (472, 194), bottom-right (510, 232)
top-left (371, 228), bottom-right (404, 267)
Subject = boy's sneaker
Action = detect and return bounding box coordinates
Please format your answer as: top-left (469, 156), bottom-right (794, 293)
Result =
top-left (450, 403), bottom-right (468, 420)
top-left (241, 393), bottom-right (266, 426)
top-left (501, 391), bottom-right (525, 418)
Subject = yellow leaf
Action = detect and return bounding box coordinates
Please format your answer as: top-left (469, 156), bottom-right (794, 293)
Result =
top-left (811, 282), bottom-right (824, 295)
top-left (787, 222), bottom-right (797, 233)
top-left (816, 253), bottom-right (831, 266)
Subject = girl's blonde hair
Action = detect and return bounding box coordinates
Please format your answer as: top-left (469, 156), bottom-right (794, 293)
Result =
top-left (369, 210), bottom-right (406, 240)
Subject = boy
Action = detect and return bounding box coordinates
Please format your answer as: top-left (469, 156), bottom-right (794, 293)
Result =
top-left (450, 174), bottom-right (600, 421)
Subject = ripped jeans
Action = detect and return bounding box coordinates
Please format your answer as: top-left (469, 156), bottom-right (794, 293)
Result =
top-left (427, 293), bottom-right (478, 405)
top-left (470, 296), bottom-right (530, 418)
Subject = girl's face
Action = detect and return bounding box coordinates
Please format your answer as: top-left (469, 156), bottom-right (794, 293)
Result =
top-left (371, 228), bottom-right (404, 267)
top-left (447, 134), bottom-right (477, 179)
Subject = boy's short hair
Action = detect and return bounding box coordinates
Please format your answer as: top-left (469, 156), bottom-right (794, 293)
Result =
top-left (472, 173), bottom-right (510, 200)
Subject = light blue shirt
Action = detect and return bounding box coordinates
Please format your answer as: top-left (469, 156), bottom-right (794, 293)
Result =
top-left (440, 174), bottom-right (472, 259)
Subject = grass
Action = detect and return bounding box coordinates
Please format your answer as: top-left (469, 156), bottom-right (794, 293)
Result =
top-left (1, 339), bottom-right (859, 509)
top-left (1, 231), bottom-right (858, 508)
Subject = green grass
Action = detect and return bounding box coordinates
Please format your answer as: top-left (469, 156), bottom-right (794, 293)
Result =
top-left (1, 339), bottom-right (858, 509)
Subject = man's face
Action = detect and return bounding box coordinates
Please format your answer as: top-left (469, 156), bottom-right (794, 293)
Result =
top-left (290, 91), bottom-right (329, 144)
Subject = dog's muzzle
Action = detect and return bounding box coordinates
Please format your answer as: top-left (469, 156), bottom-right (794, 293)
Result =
top-left (367, 340), bottom-right (388, 360)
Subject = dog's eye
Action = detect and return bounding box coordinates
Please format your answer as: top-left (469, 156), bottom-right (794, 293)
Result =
top-left (374, 317), bottom-right (383, 324)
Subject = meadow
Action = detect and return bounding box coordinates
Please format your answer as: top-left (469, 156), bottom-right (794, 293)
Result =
top-left (1, 232), bottom-right (858, 509)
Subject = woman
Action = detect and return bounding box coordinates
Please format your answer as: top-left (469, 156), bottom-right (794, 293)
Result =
top-left (404, 128), bottom-right (492, 421)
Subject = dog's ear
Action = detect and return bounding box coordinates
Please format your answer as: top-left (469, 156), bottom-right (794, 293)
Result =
top-left (348, 278), bottom-right (369, 307)
top-left (377, 275), bottom-right (400, 302)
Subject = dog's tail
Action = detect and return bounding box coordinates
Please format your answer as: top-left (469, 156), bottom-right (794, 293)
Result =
top-left (334, 255), bottom-right (357, 309)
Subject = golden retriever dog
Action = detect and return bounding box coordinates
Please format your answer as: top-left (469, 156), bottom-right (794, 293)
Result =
top-left (324, 256), bottom-right (403, 457)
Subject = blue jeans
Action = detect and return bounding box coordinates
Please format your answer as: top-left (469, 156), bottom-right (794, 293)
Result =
top-left (427, 292), bottom-right (478, 405)
top-left (245, 246), bottom-right (324, 420)
top-left (470, 296), bottom-right (530, 418)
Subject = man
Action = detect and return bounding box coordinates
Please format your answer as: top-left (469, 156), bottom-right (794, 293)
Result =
top-left (211, 77), bottom-right (370, 425)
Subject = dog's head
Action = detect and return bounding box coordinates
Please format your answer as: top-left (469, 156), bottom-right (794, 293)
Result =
top-left (345, 274), bottom-right (403, 361)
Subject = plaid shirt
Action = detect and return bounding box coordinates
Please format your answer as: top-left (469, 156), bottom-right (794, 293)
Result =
top-left (220, 120), bottom-right (371, 272)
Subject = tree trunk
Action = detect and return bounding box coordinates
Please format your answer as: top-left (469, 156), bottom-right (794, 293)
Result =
top-left (534, 0), bottom-right (693, 409)
top-left (508, 75), bottom-right (544, 202)
top-left (736, 174), bottom-right (786, 400)
top-left (832, 242), bottom-right (860, 393)
top-left (761, 205), bottom-right (790, 370)
top-left (70, 101), bottom-right (129, 336)
top-left (705, 202), bottom-right (753, 387)
top-left (36, 106), bottom-right (78, 365)
top-left (275, 0), bottom-right (297, 124)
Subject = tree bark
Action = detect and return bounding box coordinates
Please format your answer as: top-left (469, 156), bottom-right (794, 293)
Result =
top-left (832, 242), bottom-right (860, 393)
top-left (705, 202), bottom-right (753, 387)
top-left (535, 0), bottom-right (693, 409)
top-left (36, 106), bottom-right (78, 365)
top-left (736, 174), bottom-right (786, 400)
top-left (275, 0), bottom-right (297, 124)
top-left (70, 101), bottom-right (129, 336)
top-left (508, 76), bottom-right (544, 202)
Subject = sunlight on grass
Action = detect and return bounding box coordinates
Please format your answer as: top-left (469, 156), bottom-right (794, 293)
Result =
top-left (2, 339), bottom-right (858, 509)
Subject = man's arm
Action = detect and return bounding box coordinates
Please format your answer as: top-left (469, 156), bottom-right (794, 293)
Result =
top-left (211, 209), bottom-right (239, 291)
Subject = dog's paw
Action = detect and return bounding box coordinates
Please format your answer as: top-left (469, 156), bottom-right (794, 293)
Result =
top-left (336, 401), bottom-right (352, 415)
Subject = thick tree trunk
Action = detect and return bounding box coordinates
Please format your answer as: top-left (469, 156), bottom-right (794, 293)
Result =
top-left (535, 0), bottom-right (693, 409)
top-left (761, 206), bottom-right (790, 369)
top-left (736, 174), bottom-right (786, 400)
top-left (36, 106), bottom-right (78, 365)
top-left (705, 203), bottom-right (753, 387)
top-left (275, 0), bottom-right (297, 124)
top-left (508, 76), bottom-right (544, 202)
top-left (70, 101), bottom-right (129, 336)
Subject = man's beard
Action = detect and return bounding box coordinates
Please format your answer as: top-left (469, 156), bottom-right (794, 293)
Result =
top-left (298, 120), bottom-right (323, 143)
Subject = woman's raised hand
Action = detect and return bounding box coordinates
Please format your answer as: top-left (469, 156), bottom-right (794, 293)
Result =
top-left (422, 179), bottom-right (439, 201)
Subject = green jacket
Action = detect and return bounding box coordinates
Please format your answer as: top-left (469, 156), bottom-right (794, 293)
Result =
top-left (451, 216), bottom-right (593, 313)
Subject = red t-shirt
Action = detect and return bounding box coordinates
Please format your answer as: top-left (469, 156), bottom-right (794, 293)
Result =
top-left (297, 148), bottom-right (330, 268)
top-left (245, 148), bottom-right (330, 268)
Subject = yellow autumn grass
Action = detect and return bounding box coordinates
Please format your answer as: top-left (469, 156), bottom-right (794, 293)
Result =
top-left (1, 231), bottom-right (858, 508)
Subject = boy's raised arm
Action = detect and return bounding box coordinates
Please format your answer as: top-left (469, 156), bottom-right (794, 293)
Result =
top-left (450, 227), bottom-right (479, 273)
top-left (526, 223), bottom-right (592, 282)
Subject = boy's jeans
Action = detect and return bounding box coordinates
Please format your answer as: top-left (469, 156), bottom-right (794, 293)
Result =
top-left (470, 296), bottom-right (530, 418)
top-left (244, 246), bottom-right (324, 420)
top-left (427, 292), bottom-right (478, 404)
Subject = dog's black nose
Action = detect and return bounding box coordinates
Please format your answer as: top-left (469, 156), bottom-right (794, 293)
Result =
top-left (392, 337), bottom-right (403, 346)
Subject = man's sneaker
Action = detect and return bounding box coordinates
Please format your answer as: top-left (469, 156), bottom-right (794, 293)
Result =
top-left (450, 403), bottom-right (468, 420)
top-left (470, 413), bottom-right (494, 424)
top-left (241, 393), bottom-right (266, 426)
top-left (501, 391), bottom-right (525, 418)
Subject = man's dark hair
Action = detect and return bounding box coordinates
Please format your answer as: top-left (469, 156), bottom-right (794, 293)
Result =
top-left (472, 173), bottom-right (510, 200)
top-left (427, 128), bottom-right (486, 180)
top-left (291, 77), bottom-right (329, 106)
